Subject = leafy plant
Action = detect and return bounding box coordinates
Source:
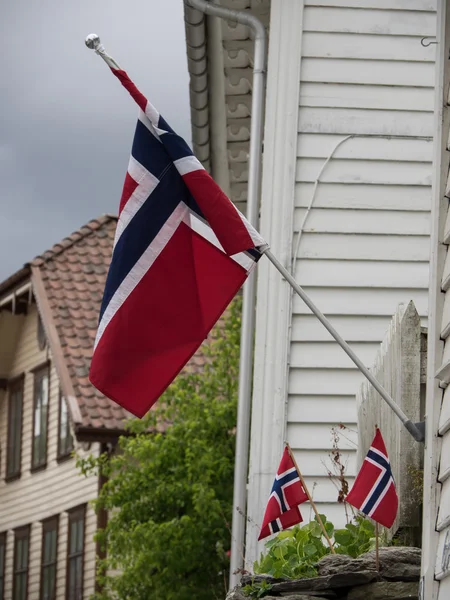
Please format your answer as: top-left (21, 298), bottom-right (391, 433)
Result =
top-left (253, 514), bottom-right (334, 579)
top-left (77, 298), bottom-right (242, 600)
top-left (334, 515), bottom-right (376, 557)
top-left (253, 514), bottom-right (377, 580)
top-left (242, 579), bottom-right (273, 598)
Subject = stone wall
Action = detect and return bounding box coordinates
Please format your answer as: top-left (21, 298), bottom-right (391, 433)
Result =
top-left (228, 547), bottom-right (420, 600)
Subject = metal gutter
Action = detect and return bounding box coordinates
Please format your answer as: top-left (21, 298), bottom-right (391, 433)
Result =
top-left (185, 0), bottom-right (267, 587)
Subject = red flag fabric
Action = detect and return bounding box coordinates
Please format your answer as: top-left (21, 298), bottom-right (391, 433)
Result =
top-left (345, 428), bottom-right (398, 528)
top-left (89, 69), bottom-right (267, 417)
top-left (258, 447), bottom-right (308, 540)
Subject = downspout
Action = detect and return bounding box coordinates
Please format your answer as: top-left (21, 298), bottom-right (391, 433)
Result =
top-left (206, 6), bottom-right (231, 197)
top-left (185, 0), bottom-right (267, 588)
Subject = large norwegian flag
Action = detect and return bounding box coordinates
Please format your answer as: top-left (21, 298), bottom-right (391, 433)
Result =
top-left (258, 447), bottom-right (308, 540)
top-left (89, 68), bottom-right (267, 417)
top-left (345, 428), bottom-right (398, 528)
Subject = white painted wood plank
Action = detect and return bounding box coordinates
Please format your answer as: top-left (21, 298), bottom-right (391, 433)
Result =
top-left (295, 182), bottom-right (431, 211)
top-left (297, 133), bottom-right (433, 161)
top-left (295, 502), bottom-right (350, 529)
top-left (303, 6), bottom-right (436, 37)
top-left (436, 479), bottom-right (450, 531)
top-left (439, 386), bottom-right (450, 436)
top-left (289, 367), bottom-right (365, 396)
top-left (305, 0), bottom-right (436, 10)
top-left (300, 82), bottom-right (433, 111)
top-left (298, 106), bottom-right (433, 137)
top-left (291, 314), bottom-right (395, 342)
top-left (298, 476), bottom-right (356, 503)
top-left (288, 448), bottom-right (357, 478)
top-left (439, 433), bottom-right (450, 484)
top-left (291, 341), bottom-right (379, 369)
top-left (301, 58), bottom-right (434, 88)
top-left (297, 232), bottom-right (430, 262)
top-left (438, 577), bottom-right (450, 598)
top-left (435, 523), bottom-right (450, 579)
top-left (288, 395), bottom-right (357, 423)
top-left (296, 157), bottom-right (431, 186)
top-left (293, 259), bottom-right (429, 289)
top-left (444, 206), bottom-right (450, 244)
top-left (288, 422), bottom-right (357, 450)
top-left (302, 31), bottom-right (436, 62)
top-left (294, 208), bottom-right (431, 235)
top-left (292, 287), bottom-right (429, 317)
top-left (442, 250), bottom-right (450, 291)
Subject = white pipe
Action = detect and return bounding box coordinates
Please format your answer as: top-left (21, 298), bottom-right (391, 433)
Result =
top-left (185, 0), bottom-right (267, 588)
top-left (206, 7), bottom-right (231, 197)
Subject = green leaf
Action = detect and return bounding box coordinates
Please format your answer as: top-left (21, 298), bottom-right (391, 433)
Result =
top-left (360, 519), bottom-right (375, 535)
top-left (309, 521), bottom-right (322, 538)
top-left (334, 529), bottom-right (352, 545)
top-left (304, 543), bottom-right (317, 557)
top-left (315, 513), bottom-right (328, 525)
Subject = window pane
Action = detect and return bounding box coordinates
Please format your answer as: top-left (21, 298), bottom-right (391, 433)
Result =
top-left (67, 509), bottom-right (84, 600)
top-left (14, 528), bottom-right (29, 600)
top-left (33, 371), bottom-right (49, 467)
top-left (59, 395), bottom-right (73, 456)
top-left (0, 534), bottom-right (5, 600)
top-left (41, 519), bottom-right (57, 600)
top-left (7, 384), bottom-right (23, 477)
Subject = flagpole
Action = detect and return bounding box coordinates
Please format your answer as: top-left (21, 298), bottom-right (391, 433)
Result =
top-left (263, 249), bottom-right (424, 443)
top-left (375, 522), bottom-right (380, 571)
top-left (85, 34), bottom-right (121, 69)
top-left (286, 443), bottom-right (335, 554)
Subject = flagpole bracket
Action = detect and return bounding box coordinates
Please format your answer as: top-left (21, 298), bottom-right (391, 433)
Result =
top-left (410, 420), bottom-right (426, 443)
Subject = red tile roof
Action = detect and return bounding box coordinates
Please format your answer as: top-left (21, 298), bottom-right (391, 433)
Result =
top-left (28, 215), bottom-right (218, 438)
top-left (30, 216), bottom-right (129, 434)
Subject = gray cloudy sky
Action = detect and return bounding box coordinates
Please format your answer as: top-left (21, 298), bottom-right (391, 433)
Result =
top-left (0, 0), bottom-right (191, 281)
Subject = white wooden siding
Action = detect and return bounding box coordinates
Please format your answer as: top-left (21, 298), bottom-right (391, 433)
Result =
top-left (0, 304), bottom-right (99, 600)
top-left (421, 2), bottom-right (450, 597)
top-left (287, 0), bottom-right (435, 525)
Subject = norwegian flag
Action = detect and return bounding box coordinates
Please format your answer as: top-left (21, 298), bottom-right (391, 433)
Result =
top-left (258, 447), bottom-right (308, 540)
top-left (89, 68), bottom-right (267, 417)
top-left (345, 428), bottom-right (398, 528)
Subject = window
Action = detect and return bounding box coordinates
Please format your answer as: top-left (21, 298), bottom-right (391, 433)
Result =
top-left (32, 366), bottom-right (50, 470)
top-left (37, 315), bottom-right (47, 351)
top-left (66, 506), bottom-right (85, 600)
top-left (40, 517), bottom-right (58, 600)
top-left (58, 392), bottom-right (73, 460)
top-left (6, 377), bottom-right (24, 480)
top-left (13, 526), bottom-right (29, 600)
top-left (0, 532), bottom-right (6, 600)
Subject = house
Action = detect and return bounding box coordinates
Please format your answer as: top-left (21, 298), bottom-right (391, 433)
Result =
top-left (183, 0), bottom-right (437, 572)
top-left (0, 215), bottom-right (129, 600)
top-left (422, 1), bottom-right (450, 598)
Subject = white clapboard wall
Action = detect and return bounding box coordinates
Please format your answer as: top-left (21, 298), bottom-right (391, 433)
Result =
top-left (247, 0), bottom-right (436, 566)
top-left (288, 0), bottom-right (435, 527)
top-left (424, 1), bottom-right (450, 597)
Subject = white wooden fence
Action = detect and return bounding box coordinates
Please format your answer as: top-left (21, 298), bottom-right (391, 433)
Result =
top-left (356, 301), bottom-right (425, 539)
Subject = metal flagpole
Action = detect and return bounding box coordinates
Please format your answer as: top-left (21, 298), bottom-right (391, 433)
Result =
top-left (263, 249), bottom-right (424, 443)
top-left (285, 443), bottom-right (335, 553)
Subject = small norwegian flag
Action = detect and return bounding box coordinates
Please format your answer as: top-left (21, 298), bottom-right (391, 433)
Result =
top-left (345, 428), bottom-right (398, 528)
top-left (258, 447), bottom-right (308, 541)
